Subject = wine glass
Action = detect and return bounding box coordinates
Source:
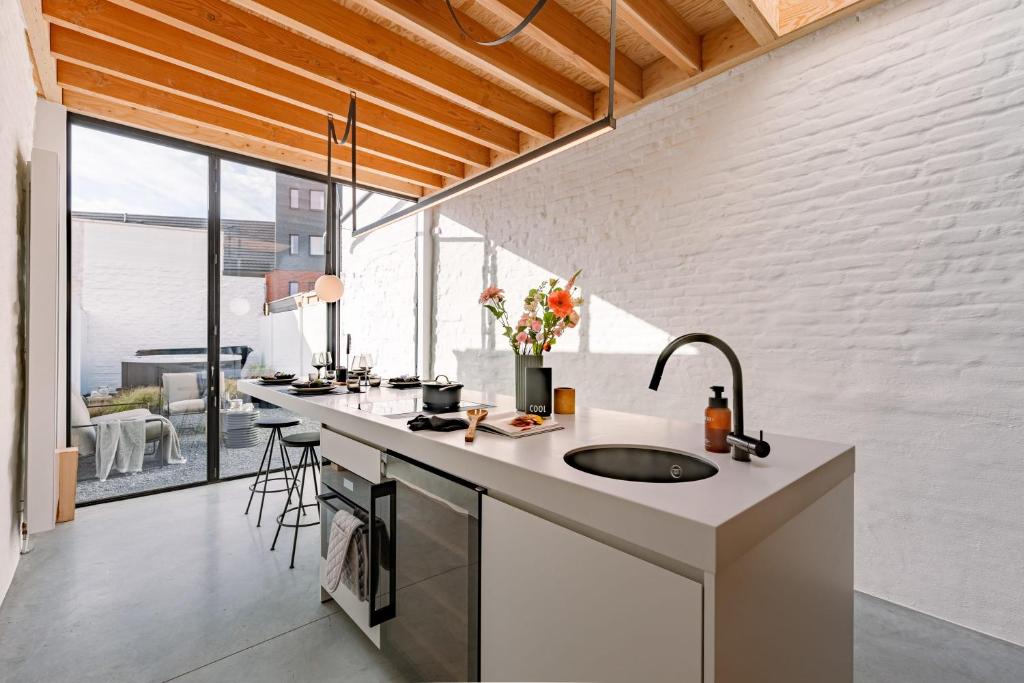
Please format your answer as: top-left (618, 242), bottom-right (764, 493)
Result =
top-left (324, 351), bottom-right (333, 371)
top-left (363, 351), bottom-right (376, 374)
top-left (311, 352), bottom-right (325, 378)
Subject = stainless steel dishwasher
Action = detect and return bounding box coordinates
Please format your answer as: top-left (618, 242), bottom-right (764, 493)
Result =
top-left (319, 450), bottom-right (482, 682)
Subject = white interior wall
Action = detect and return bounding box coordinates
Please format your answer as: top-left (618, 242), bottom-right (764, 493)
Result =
top-left (432, 0), bottom-right (1024, 644)
top-left (0, 2), bottom-right (38, 605)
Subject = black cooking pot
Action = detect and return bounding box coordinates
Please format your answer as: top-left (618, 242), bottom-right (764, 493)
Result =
top-left (421, 374), bottom-right (463, 410)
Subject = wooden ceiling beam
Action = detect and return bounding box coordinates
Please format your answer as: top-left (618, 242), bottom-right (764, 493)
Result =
top-left (18, 0), bottom-right (60, 101)
top-left (107, 0), bottom-right (522, 151)
top-left (62, 90), bottom-right (424, 197)
top-left (473, 0), bottom-right (644, 101)
top-left (42, 0), bottom-right (495, 167)
top-left (720, 0), bottom-right (778, 45)
top-left (229, 0), bottom-right (554, 139)
top-left (49, 28), bottom-right (464, 179)
top-left (613, 0), bottom-right (701, 74)
top-left (641, 19), bottom-right (760, 101)
top-left (57, 62), bottom-right (444, 189)
top-left (359, 0), bottom-right (595, 122)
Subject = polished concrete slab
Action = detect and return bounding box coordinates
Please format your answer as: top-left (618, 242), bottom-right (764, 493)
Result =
top-left (1, 478), bottom-right (1022, 682)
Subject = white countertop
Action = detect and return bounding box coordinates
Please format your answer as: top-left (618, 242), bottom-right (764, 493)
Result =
top-left (238, 380), bottom-right (854, 573)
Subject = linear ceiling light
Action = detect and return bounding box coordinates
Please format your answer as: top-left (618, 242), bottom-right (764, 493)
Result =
top-left (353, 0), bottom-right (619, 237)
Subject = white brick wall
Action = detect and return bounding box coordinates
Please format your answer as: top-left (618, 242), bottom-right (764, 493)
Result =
top-left (434, 0), bottom-right (1024, 645)
top-left (0, 2), bottom-right (37, 604)
top-left (338, 209), bottom-right (420, 378)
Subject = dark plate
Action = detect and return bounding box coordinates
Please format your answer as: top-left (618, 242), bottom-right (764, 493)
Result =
top-left (289, 384), bottom-right (336, 395)
top-left (258, 377), bottom-right (294, 385)
top-left (386, 381), bottom-right (421, 389)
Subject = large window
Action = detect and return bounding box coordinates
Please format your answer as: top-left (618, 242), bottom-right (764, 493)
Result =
top-left (70, 124), bottom-right (210, 503)
top-left (68, 116), bottom-right (415, 503)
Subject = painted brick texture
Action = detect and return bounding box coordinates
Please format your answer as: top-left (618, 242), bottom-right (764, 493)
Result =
top-left (0, 0), bottom-right (37, 606)
top-left (434, 0), bottom-right (1024, 645)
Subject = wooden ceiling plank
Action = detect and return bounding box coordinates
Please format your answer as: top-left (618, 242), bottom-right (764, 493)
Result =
top-left (18, 0), bottom-right (60, 101)
top-left (230, 0), bottom-right (554, 139)
top-left (641, 19), bottom-right (759, 100)
top-left (42, 0), bottom-right (494, 166)
top-left (49, 29), bottom-right (464, 178)
top-left (101, 0), bottom-right (520, 152)
top-left (473, 0), bottom-right (644, 101)
top-left (359, 0), bottom-right (595, 122)
top-left (62, 90), bottom-right (424, 197)
top-left (613, 0), bottom-right (702, 74)
top-left (57, 62), bottom-right (444, 188)
top-left (720, 0), bottom-right (778, 45)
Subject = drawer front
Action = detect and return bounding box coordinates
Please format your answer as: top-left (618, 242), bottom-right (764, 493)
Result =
top-left (320, 427), bottom-right (381, 483)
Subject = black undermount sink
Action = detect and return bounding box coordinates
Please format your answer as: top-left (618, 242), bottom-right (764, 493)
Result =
top-left (564, 445), bottom-right (719, 483)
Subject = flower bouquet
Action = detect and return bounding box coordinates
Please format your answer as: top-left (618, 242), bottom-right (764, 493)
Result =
top-left (479, 270), bottom-right (583, 409)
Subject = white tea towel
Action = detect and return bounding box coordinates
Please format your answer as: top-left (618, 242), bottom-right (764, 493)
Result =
top-left (95, 421), bottom-right (121, 481)
top-left (114, 418), bottom-right (146, 475)
top-left (325, 510), bottom-right (363, 593)
top-left (155, 416), bottom-right (186, 465)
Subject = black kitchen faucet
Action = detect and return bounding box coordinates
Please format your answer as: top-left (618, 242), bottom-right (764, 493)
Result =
top-left (649, 332), bottom-right (771, 462)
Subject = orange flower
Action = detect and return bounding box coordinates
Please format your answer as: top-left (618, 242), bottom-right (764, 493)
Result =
top-left (548, 290), bottom-right (573, 318)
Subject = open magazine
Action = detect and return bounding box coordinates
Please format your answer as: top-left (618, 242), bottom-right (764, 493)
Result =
top-left (476, 411), bottom-right (564, 439)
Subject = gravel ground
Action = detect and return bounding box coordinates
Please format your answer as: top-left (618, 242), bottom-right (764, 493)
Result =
top-left (76, 407), bottom-right (319, 504)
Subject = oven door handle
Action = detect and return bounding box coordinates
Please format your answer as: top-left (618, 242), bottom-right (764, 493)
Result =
top-left (369, 479), bottom-right (397, 626)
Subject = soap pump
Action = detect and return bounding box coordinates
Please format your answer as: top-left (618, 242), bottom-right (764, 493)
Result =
top-left (705, 386), bottom-right (731, 453)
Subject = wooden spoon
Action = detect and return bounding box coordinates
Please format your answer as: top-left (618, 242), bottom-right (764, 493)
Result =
top-left (465, 408), bottom-right (488, 443)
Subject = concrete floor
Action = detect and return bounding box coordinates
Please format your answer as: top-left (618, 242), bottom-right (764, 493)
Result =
top-left (1, 479), bottom-right (1022, 683)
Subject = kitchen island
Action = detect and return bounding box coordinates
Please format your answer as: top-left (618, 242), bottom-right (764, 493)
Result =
top-left (239, 380), bottom-right (854, 683)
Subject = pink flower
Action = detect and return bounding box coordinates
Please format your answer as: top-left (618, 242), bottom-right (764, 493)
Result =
top-left (515, 331), bottom-right (529, 344)
top-left (479, 286), bottom-right (504, 304)
top-left (553, 322), bottom-right (566, 337)
top-left (518, 314), bottom-right (530, 328)
top-left (531, 319), bottom-right (543, 332)
top-left (567, 310), bottom-right (580, 328)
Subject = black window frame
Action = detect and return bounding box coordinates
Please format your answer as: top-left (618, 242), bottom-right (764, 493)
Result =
top-left (66, 113), bottom-right (414, 506)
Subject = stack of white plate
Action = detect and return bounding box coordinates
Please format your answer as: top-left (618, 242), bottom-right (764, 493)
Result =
top-left (222, 409), bottom-right (260, 449)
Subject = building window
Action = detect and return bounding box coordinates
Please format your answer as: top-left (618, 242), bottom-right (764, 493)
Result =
top-left (289, 234), bottom-right (299, 254)
top-left (310, 235), bottom-right (325, 256)
top-left (289, 188), bottom-right (300, 209)
top-left (288, 281), bottom-right (299, 296)
top-left (310, 189), bottom-right (325, 211)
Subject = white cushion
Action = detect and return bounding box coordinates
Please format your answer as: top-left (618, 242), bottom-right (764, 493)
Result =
top-left (169, 399), bottom-right (205, 415)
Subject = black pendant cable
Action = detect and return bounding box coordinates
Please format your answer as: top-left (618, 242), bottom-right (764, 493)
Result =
top-left (443, 0), bottom-right (548, 46)
top-left (325, 92), bottom-right (357, 355)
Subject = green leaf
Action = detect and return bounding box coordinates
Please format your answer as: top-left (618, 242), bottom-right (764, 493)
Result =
top-left (544, 311), bottom-right (555, 325)
top-left (484, 304), bottom-right (501, 318)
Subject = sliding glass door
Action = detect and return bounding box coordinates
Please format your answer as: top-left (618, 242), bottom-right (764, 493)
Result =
top-left (69, 123), bottom-right (210, 503)
top-left (68, 115), bottom-right (413, 504)
top-left (217, 160), bottom-right (327, 478)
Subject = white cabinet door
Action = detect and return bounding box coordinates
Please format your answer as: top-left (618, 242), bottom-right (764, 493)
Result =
top-left (481, 497), bottom-right (703, 683)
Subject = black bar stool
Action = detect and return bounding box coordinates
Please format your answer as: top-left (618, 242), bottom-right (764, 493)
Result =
top-left (244, 416), bottom-right (301, 527)
top-left (271, 431), bottom-right (321, 569)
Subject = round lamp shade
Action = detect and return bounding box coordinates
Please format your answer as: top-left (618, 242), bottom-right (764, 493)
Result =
top-left (314, 274), bottom-right (345, 303)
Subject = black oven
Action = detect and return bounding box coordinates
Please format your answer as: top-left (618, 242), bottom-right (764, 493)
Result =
top-left (319, 451), bottom-right (483, 682)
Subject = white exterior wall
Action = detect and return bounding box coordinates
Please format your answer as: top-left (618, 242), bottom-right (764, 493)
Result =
top-left (73, 219), bottom-right (264, 392)
top-left (338, 211), bottom-right (420, 379)
top-left (433, 0), bottom-right (1024, 644)
top-left (0, 2), bottom-right (38, 605)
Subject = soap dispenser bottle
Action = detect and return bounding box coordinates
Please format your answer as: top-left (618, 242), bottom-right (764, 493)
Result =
top-left (705, 386), bottom-right (731, 453)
